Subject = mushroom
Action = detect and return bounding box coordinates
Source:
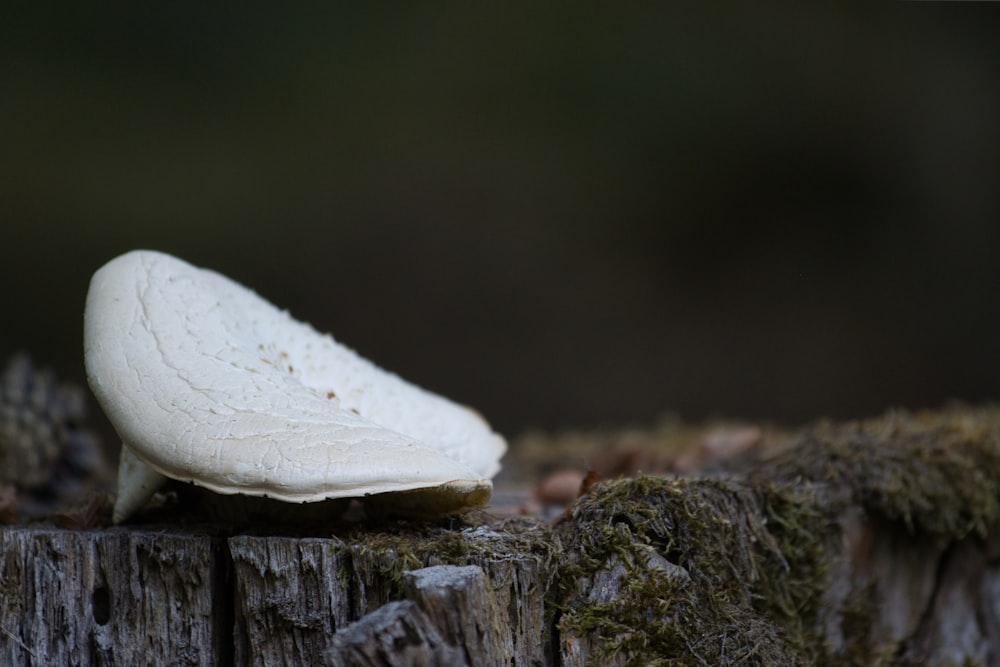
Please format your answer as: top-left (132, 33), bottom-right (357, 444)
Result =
top-left (84, 250), bottom-right (506, 523)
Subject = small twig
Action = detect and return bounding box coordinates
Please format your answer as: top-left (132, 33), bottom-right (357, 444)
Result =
top-left (3, 627), bottom-right (37, 659)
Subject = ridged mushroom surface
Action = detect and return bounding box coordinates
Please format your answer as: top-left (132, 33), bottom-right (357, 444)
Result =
top-left (84, 250), bottom-right (506, 523)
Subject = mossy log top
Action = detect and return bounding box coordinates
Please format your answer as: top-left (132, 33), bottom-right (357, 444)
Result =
top-left (4, 406), bottom-right (1000, 666)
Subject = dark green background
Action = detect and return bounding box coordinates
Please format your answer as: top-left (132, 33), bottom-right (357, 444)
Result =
top-left (3, 5), bottom-right (999, 436)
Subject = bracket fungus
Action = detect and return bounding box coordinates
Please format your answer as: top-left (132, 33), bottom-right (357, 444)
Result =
top-left (84, 250), bottom-right (506, 523)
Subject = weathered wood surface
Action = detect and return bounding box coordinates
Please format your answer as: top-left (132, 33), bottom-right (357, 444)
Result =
top-left (3, 517), bottom-right (1000, 666)
top-left (1, 525), bottom-right (548, 667)
top-left (823, 511), bottom-right (1000, 666)
top-left (0, 527), bottom-right (227, 666)
top-left (231, 533), bottom-right (548, 667)
top-left (229, 536), bottom-right (351, 667)
top-left (5, 516), bottom-right (1000, 666)
top-left (327, 565), bottom-right (503, 667)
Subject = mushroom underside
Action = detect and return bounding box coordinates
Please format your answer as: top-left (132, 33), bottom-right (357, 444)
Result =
top-left (113, 444), bottom-right (493, 524)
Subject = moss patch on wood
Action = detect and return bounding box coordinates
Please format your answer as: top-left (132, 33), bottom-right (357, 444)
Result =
top-left (544, 406), bottom-right (1000, 665)
top-left (749, 406), bottom-right (1000, 540)
top-left (552, 476), bottom-right (830, 666)
top-left (342, 513), bottom-right (558, 599)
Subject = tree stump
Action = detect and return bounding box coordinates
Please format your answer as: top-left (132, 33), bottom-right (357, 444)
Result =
top-left (2, 406), bottom-right (1000, 666)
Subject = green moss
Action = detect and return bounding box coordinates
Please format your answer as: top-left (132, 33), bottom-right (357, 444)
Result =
top-left (334, 557), bottom-right (352, 592)
top-left (345, 513), bottom-right (558, 601)
top-left (554, 476), bottom-right (831, 666)
top-left (752, 406), bottom-right (1000, 539)
top-left (548, 407), bottom-right (1000, 665)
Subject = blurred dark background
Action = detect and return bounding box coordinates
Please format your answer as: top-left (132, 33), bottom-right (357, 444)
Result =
top-left (3, 5), bottom-right (999, 438)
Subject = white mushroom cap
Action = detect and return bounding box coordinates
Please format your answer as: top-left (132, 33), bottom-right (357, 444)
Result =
top-left (84, 250), bottom-right (506, 523)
